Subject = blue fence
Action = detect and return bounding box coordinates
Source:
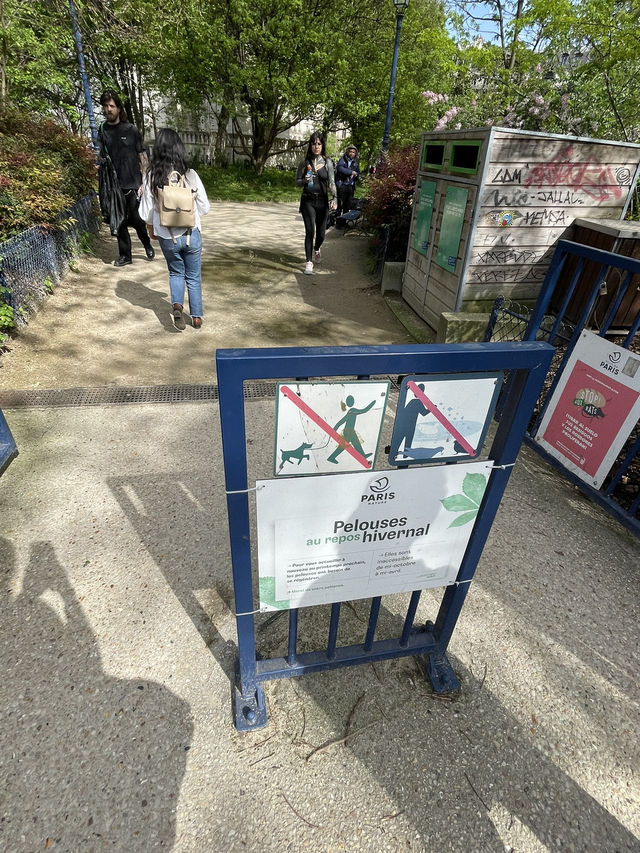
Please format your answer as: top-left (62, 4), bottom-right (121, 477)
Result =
top-left (0, 193), bottom-right (99, 327)
top-left (486, 239), bottom-right (640, 536)
top-left (217, 342), bottom-right (553, 730)
top-left (0, 409), bottom-right (17, 475)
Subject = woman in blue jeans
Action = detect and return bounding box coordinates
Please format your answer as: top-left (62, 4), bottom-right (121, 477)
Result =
top-left (139, 129), bottom-right (210, 330)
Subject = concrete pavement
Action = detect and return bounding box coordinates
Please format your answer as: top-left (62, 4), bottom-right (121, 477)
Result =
top-left (0, 203), bottom-right (638, 852)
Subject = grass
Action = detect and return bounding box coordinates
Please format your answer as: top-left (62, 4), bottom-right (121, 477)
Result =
top-left (197, 164), bottom-right (300, 203)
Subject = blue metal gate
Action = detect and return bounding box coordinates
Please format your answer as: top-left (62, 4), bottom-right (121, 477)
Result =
top-left (0, 409), bottom-right (17, 476)
top-left (487, 239), bottom-right (640, 536)
top-left (217, 342), bottom-right (553, 730)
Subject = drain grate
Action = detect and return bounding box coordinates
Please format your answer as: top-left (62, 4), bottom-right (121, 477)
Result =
top-left (0, 381), bottom-right (278, 408)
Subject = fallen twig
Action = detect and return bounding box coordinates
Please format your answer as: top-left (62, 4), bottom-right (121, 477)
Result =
top-left (305, 721), bottom-right (379, 761)
top-left (478, 663), bottom-right (488, 692)
top-left (371, 662), bottom-right (384, 684)
top-left (381, 810), bottom-right (405, 821)
top-left (344, 693), bottom-right (365, 745)
top-left (280, 791), bottom-right (323, 828)
top-left (464, 772), bottom-right (489, 811)
top-left (249, 751), bottom-right (275, 766)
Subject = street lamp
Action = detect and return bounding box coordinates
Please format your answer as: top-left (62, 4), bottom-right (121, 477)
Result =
top-left (381, 0), bottom-right (410, 153)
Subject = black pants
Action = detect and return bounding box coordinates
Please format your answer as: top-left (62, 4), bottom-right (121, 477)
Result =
top-left (337, 184), bottom-right (354, 216)
top-left (300, 194), bottom-right (328, 262)
top-left (117, 189), bottom-right (151, 260)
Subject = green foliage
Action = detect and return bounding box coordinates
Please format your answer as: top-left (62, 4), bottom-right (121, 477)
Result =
top-left (363, 146), bottom-right (420, 261)
top-left (198, 165), bottom-right (299, 203)
top-left (0, 285), bottom-right (17, 344)
top-left (0, 108), bottom-right (96, 241)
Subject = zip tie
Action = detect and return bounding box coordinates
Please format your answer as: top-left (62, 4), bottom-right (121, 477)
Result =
top-left (492, 462), bottom-right (516, 470)
top-left (225, 486), bottom-right (258, 494)
top-left (235, 608), bottom-right (261, 616)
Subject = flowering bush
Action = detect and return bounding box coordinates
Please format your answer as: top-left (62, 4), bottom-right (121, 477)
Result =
top-left (363, 145), bottom-right (419, 262)
top-left (0, 108), bottom-right (96, 242)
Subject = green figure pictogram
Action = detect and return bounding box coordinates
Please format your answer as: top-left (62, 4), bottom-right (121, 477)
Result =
top-left (327, 395), bottom-right (375, 463)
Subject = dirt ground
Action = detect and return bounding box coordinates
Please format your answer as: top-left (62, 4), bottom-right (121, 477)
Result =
top-left (0, 202), bottom-right (414, 390)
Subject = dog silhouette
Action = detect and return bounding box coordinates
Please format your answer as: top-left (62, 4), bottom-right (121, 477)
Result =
top-left (281, 442), bottom-right (313, 466)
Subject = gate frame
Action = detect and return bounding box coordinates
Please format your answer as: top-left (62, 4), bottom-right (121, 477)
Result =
top-left (217, 342), bottom-right (554, 730)
top-left (0, 409), bottom-right (17, 476)
top-left (520, 239), bottom-right (640, 536)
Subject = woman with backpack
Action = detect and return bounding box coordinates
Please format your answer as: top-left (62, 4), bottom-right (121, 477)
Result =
top-left (295, 131), bottom-right (337, 275)
top-left (139, 128), bottom-right (210, 330)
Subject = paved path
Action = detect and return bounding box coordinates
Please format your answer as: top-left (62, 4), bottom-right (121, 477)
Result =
top-left (0, 204), bottom-right (638, 852)
top-left (0, 203), bottom-right (412, 389)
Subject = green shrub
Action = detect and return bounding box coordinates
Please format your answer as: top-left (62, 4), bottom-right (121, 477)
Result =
top-left (0, 108), bottom-right (97, 241)
top-left (362, 146), bottom-right (419, 262)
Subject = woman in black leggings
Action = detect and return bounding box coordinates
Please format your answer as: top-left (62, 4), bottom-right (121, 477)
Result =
top-left (296, 132), bottom-right (337, 275)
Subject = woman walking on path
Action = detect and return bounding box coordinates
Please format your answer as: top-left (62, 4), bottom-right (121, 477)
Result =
top-left (139, 128), bottom-right (210, 330)
top-left (296, 131), bottom-right (337, 276)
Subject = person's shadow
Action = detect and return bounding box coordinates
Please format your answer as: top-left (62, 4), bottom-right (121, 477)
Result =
top-left (115, 278), bottom-right (177, 331)
top-left (0, 537), bottom-right (192, 851)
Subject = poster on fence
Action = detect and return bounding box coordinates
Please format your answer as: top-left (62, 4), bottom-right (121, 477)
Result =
top-left (256, 461), bottom-right (492, 611)
top-left (535, 330), bottom-right (640, 488)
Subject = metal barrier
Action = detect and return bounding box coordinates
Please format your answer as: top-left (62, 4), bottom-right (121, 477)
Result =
top-left (491, 240), bottom-right (640, 536)
top-left (217, 342), bottom-right (553, 730)
top-left (0, 193), bottom-right (99, 326)
top-left (0, 409), bottom-right (17, 475)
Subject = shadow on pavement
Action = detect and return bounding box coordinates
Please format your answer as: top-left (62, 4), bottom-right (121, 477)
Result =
top-left (1, 536), bottom-right (192, 851)
top-left (106, 470), bottom-right (238, 681)
top-left (257, 599), bottom-right (639, 851)
top-left (115, 277), bottom-right (177, 332)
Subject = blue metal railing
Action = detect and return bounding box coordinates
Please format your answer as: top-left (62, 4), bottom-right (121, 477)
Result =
top-left (487, 240), bottom-right (640, 536)
top-left (217, 341), bottom-right (553, 730)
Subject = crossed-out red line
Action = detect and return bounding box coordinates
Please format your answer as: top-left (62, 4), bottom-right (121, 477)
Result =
top-left (280, 385), bottom-right (372, 469)
top-left (406, 380), bottom-right (476, 456)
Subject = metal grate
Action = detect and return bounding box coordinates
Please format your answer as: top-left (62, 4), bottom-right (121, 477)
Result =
top-left (0, 381), bottom-right (279, 409)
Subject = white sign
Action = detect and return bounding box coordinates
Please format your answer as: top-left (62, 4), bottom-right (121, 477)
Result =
top-left (535, 331), bottom-right (640, 487)
top-left (274, 381), bottom-right (389, 476)
top-left (257, 462), bottom-right (492, 610)
top-left (389, 373), bottom-right (503, 465)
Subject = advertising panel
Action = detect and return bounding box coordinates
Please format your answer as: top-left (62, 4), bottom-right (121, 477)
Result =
top-left (535, 331), bottom-right (640, 487)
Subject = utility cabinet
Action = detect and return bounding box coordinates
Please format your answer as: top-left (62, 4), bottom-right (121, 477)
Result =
top-left (402, 127), bottom-right (640, 332)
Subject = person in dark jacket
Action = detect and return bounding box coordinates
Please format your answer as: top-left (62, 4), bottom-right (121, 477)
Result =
top-left (335, 145), bottom-right (360, 216)
top-left (98, 90), bottom-right (155, 267)
top-left (295, 131), bottom-right (337, 275)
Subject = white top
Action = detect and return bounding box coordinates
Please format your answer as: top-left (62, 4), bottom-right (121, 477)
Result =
top-left (139, 168), bottom-right (210, 239)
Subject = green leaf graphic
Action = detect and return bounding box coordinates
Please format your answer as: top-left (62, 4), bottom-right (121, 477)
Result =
top-left (259, 576), bottom-right (290, 610)
top-left (441, 494), bottom-right (478, 512)
top-left (462, 473), bottom-right (487, 505)
top-left (448, 510), bottom-right (478, 528)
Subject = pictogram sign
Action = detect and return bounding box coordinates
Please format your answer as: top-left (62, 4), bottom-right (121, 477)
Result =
top-left (389, 372), bottom-right (503, 465)
top-left (274, 381), bottom-right (389, 476)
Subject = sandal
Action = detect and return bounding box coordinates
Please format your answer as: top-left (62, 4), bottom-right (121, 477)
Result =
top-left (173, 303), bottom-right (186, 331)
top-left (192, 317), bottom-right (203, 329)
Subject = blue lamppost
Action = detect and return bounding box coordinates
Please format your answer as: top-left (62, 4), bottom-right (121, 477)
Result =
top-left (68, 0), bottom-right (98, 150)
top-left (381, 0), bottom-right (410, 153)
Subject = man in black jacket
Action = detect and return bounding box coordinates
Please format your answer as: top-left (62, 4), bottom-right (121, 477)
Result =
top-left (99, 90), bottom-right (155, 267)
top-left (335, 145), bottom-right (360, 217)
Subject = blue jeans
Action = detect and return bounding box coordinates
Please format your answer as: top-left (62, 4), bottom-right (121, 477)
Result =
top-left (158, 229), bottom-right (203, 317)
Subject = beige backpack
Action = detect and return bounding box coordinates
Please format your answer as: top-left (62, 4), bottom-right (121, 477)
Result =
top-left (157, 171), bottom-right (196, 241)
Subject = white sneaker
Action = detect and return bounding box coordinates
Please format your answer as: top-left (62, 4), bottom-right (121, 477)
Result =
top-left (304, 261), bottom-right (313, 275)
top-left (313, 249), bottom-right (321, 263)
